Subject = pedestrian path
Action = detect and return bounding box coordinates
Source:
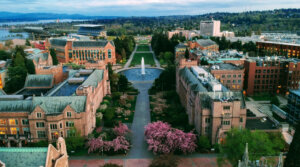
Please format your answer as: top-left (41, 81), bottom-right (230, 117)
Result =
top-left (124, 45), bottom-right (137, 68)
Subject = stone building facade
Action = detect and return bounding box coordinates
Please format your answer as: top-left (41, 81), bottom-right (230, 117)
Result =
top-left (176, 59), bottom-right (246, 144)
top-left (45, 36), bottom-right (116, 65)
top-left (0, 68), bottom-right (110, 145)
top-left (188, 39), bottom-right (219, 52)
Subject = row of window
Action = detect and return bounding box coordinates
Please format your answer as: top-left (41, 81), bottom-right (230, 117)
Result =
top-left (222, 80), bottom-right (242, 84)
top-left (0, 119), bottom-right (29, 126)
top-left (254, 80), bottom-right (280, 84)
top-left (37, 129), bottom-right (75, 139)
top-left (36, 112), bottom-right (72, 118)
top-left (70, 49), bottom-right (112, 60)
top-left (222, 74), bottom-right (242, 78)
top-left (255, 74), bottom-right (280, 79)
top-left (36, 121), bottom-right (74, 128)
top-left (0, 127), bottom-right (30, 135)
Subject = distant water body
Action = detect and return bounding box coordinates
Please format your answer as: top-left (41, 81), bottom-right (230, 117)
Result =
top-left (0, 19), bottom-right (90, 26)
top-left (0, 29), bottom-right (29, 41)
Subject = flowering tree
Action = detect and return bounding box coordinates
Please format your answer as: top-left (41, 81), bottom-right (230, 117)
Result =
top-left (145, 121), bottom-right (197, 154)
top-left (113, 122), bottom-right (130, 136)
top-left (87, 123), bottom-right (131, 154)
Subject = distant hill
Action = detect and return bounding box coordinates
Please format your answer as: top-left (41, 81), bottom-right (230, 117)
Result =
top-left (0, 12), bottom-right (119, 22)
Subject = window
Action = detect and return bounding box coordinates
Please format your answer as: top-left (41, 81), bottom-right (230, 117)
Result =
top-left (36, 122), bottom-right (45, 128)
top-left (108, 49), bottom-right (112, 59)
top-left (240, 117), bottom-right (243, 123)
top-left (238, 80), bottom-right (241, 83)
top-left (60, 123), bottom-right (62, 129)
top-left (9, 119), bottom-right (18, 125)
top-left (67, 130), bottom-right (75, 137)
top-left (51, 132), bottom-right (59, 140)
top-left (0, 128), bottom-right (7, 134)
top-left (205, 118), bottom-right (210, 123)
top-left (238, 75), bottom-right (242, 78)
top-left (205, 126), bottom-right (210, 133)
top-left (227, 80), bottom-right (231, 83)
top-left (60, 131), bottom-right (64, 137)
top-left (10, 127), bottom-right (19, 134)
top-left (227, 75), bottom-right (231, 78)
top-left (50, 124), bottom-right (57, 130)
top-left (37, 113), bottom-right (42, 118)
top-left (222, 75), bottom-right (225, 78)
top-left (67, 112), bottom-right (72, 118)
top-left (66, 121), bottom-right (74, 127)
top-left (233, 75), bottom-right (236, 78)
top-left (233, 80), bottom-right (236, 83)
top-left (0, 119), bottom-right (6, 125)
top-left (23, 128), bottom-right (30, 135)
top-left (223, 106), bottom-right (230, 110)
top-left (22, 119), bottom-right (29, 125)
top-left (37, 131), bottom-right (46, 138)
top-left (222, 121), bottom-right (231, 125)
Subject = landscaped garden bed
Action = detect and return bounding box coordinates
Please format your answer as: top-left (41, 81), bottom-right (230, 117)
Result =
top-left (136, 44), bottom-right (150, 51)
top-left (130, 52), bottom-right (155, 66)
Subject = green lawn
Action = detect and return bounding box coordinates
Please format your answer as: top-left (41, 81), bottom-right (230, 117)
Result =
top-left (131, 52), bottom-right (155, 66)
top-left (136, 45), bottom-right (150, 51)
top-left (250, 93), bottom-right (272, 101)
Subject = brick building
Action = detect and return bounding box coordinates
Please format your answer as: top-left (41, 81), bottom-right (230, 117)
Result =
top-left (244, 56), bottom-right (300, 95)
top-left (176, 60), bottom-right (246, 144)
top-left (0, 137), bottom-right (68, 167)
top-left (46, 35), bottom-right (116, 65)
top-left (0, 68), bottom-right (110, 145)
top-left (257, 41), bottom-right (300, 58)
top-left (210, 63), bottom-right (244, 91)
top-left (287, 89), bottom-right (300, 124)
top-left (188, 39), bottom-right (219, 52)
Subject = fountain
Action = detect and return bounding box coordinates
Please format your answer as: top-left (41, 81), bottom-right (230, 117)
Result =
top-left (141, 57), bottom-right (146, 75)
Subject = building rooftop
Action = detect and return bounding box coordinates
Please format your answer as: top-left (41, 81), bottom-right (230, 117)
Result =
top-left (196, 39), bottom-right (217, 47)
top-left (246, 117), bottom-right (278, 130)
top-left (0, 100), bottom-right (32, 112)
top-left (81, 70), bottom-right (104, 88)
top-left (210, 63), bottom-right (243, 71)
top-left (73, 40), bottom-right (108, 48)
top-left (257, 41), bottom-right (300, 47)
top-left (289, 89), bottom-right (300, 97)
top-left (32, 96), bottom-right (86, 115)
top-left (74, 24), bottom-right (105, 28)
top-left (0, 147), bottom-right (47, 167)
top-left (24, 74), bottom-right (54, 88)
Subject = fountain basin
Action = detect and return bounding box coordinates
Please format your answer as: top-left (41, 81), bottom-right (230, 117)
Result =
top-left (120, 68), bottom-right (163, 81)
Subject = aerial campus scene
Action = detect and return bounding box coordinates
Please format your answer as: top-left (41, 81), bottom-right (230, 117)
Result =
top-left (0, 0), bottom-right (300, 167)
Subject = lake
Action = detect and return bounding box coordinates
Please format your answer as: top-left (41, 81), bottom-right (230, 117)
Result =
top-left (0, 29), bottom-right (29, 41)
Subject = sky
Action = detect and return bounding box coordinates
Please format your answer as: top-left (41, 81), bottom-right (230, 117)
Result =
top-left (1, 0), bottom-right (300, 16)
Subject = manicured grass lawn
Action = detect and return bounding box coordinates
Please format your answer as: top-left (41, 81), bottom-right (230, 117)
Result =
top-left (250, 93), bottom-right (272, 101)
top-left (131, 52), bottom-right (155, 66)
top-left (136, 45), bottom-right (150, 51)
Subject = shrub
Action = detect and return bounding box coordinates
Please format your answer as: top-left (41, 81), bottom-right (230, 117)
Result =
top-left (150, 154), bottom-right (180, 167)
top-left (271, 96), bottom-right (280, 106)
top-left (112, 92), bottom-right (121, 101)
top-left (100, 163), bottom-right (122, 167)
top-left (197, 136), bottom-right (211, 152)
top-left (113, 122), bottom-right (130, 136)
top-left (144, 121), bottom-right (197, 154)
top-left (104, 107), bottom-right (116, 127)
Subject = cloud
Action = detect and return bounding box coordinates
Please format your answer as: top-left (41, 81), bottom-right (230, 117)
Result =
top-left (0, 0), bottom-right (299, 16)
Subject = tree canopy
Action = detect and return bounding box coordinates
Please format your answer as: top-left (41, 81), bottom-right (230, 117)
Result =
top-left (50, 48), bottom-right (58, 65)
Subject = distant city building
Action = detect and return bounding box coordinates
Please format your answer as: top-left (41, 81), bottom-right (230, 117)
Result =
top-left (244, 56), bottom-right (300, 95)
top-left (200, 19), bottom-right (221, 37)
top-left (74, 24), bottom-right (107, 38)
top-left (188, 39), bottom-right (219, 52)
top-left (287, 89), bottom-right (300, 124)
top-left (46, 35), bottom-right (116, 65)
top-left (257, 41), bottom-right (300, 58)
top-left (0, 68), bottom-right (110, 144)
top-left (176, 61), bottom-right (246, 144)
top-left (209, 63), bottom-right (245, 91)
top-left (167, 28), bottom-right (200, 40)
top-left (221, 31), bottom-right (235, 38)
top-left (0, 137), bottom-right (69, 167)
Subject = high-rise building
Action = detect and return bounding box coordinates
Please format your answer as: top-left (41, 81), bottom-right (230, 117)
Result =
top-left (200, 19), bottom-right (221, 37)
top-left (287, 89), bottom-right (300, 124)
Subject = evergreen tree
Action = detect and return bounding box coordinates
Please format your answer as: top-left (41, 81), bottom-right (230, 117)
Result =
top-left (26, 59), bottom-right (35, 74)
top-left (284, 122), bottom-right (300, 167)
top-left (0, 50), bottom-right (11, 60)
top-left (184, 48), bottom-right (189, 59)
top-left (25, 39), bottom-right (31, 46)
top-left (4, 66), bottom-right (27, 93)
top-left (50, 48), bottom-right (58, 65)
top-left (118, 74), bottom-right (129, 92)
top-left (14, 52), bottom-right (25, 67)
top-left (121, 48), bottom-right (126, 62)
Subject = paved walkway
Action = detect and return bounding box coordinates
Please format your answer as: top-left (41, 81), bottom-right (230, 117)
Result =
top-left (127, 82), bottom-right (154, 158)
top-left (69, 157), bottom-right (229, 167)
top-left (149, 45), bottom-right (161, 68)
top-left (124, 45), bottom-right (137, 68)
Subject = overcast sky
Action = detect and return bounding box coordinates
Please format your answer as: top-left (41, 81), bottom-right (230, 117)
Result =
top-left (1, 0), bottom-right (300, 16)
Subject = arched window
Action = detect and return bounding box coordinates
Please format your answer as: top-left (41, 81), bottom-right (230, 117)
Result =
top-left (108, 49), bottom-right (112, 59)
